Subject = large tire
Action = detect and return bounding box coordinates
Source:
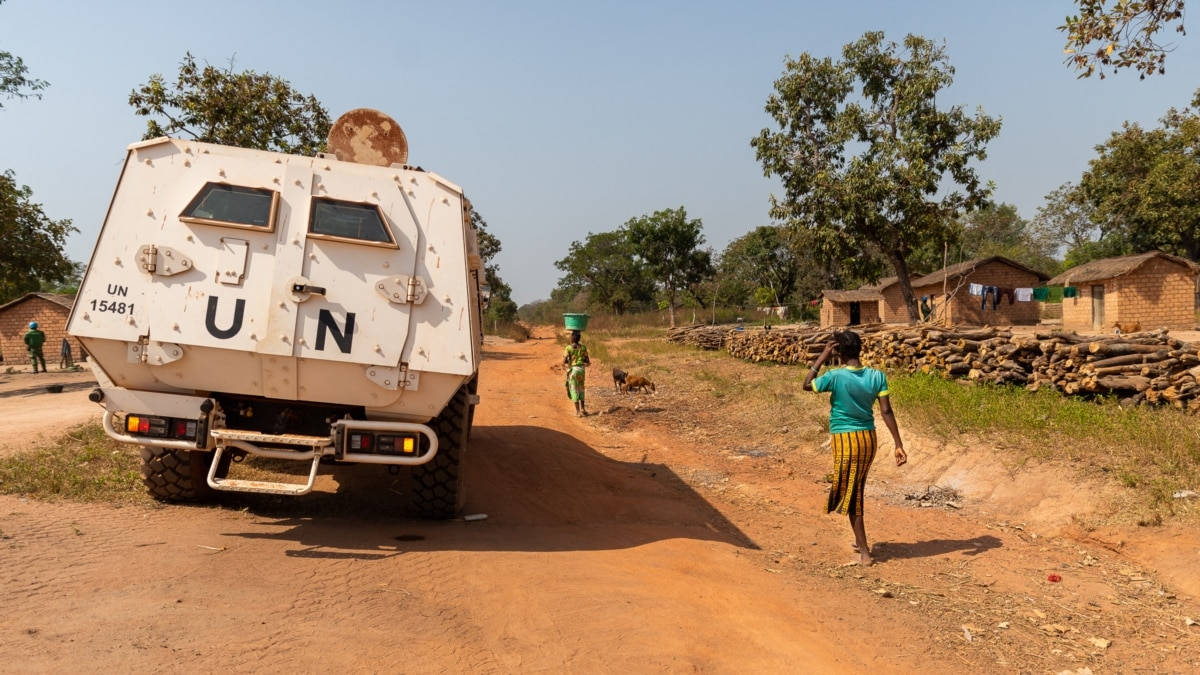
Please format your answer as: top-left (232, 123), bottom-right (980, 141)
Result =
top-left (409, 381), bottom-right (470, 519)
top-left (139, 446), bottom-right (222, 502)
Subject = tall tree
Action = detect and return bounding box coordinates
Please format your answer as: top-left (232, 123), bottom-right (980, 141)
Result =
top-left (0, 170), bottom-right (77, 304)
top-left (960, 204), bottom-right (1060, 274)
top-left (720, 226), bottom-right (806, 307)
top-left (471, 206), bottom-right (518, 324)
top-left (0, 0), bottom-right (49, 108)
top-left (554, 230), bottom-right (654, 314)
top-left (1077, 88), bottom-right (1200, 260)
top-left (129, 53), bottom-right (331, 155)
top-left (1061, 0), bottom-right (1187, 79)
top-left (624, 207), bottom-right (713, 327)
top-left (753, 32), bottom-right (1001, 322)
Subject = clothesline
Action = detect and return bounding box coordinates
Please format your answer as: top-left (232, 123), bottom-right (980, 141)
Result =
top-left (967, 283), bottom-right (1079, 305)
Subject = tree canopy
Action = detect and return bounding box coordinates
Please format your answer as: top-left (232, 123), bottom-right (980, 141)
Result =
top-left (1061, 0), bottom-right (1187, 79)
top-left (129, 53), bottom-right (331, 155)
top-left (717, 225), bottom-right (822, 308)
top-left (0, 170), bottom-right (77, 304)
top-left (959, 204), bottom-right (1061, 275)
top-left (554, 230), bottom-right (655, 315)
top-left (1076, 88), bottom-right (1200, 260)
top-left (752, 31), bottom-right (1001, 322)
top-left (624, 207), bottom-right (713, 327)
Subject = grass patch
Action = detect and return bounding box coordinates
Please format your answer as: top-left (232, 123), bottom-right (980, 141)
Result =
top-left (890, 373), bottom-right (1200, 509)
top-left (0, 423), bottom-right (147, 504)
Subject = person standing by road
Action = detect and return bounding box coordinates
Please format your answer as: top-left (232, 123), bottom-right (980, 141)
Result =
top-left (59, 337), bottom-right (74, 369)
top-left (563, 330), bottom-right (591, 417)
top-left (803, 330), bottom-right (906, 566)
top-left (24, 321), bottom-right (47, 374)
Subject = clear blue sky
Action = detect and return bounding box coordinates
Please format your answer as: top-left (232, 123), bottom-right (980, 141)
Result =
top-left (3, 1), bottom-right (1199, 304)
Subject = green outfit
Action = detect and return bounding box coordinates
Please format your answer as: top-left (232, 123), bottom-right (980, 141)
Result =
top-left (810, 366), bottom-right (889, 433)
top-left (564, 343), bottom-right (589, 402)
top-left (24, 328), bottom-right (47, 372)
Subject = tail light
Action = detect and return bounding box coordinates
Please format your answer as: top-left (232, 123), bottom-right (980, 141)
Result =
top-left (346, 432), bottom-right (417, 455)
top-left (125, 415), bottom-right (198, 440)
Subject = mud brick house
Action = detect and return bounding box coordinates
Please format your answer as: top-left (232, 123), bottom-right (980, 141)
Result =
top-left (0, 293), bottom-right (80, 365)
top-left (819, 289), bottom-right (882, 327)
top-left (1047, 251), bottom-right (1198, 332)
top-left (862, 275), bottom-right (923, 323)
top-left (911, 257), bottom-right (1049, 326)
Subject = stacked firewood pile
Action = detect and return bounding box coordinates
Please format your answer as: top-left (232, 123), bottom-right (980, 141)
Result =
top-left (665, 325), bottom-right (732, 350)
top-left (863, 326), bottom-right (1200, 410)
top-left (668, 323), bottom-right (1200, 411)
top-left (726, 324), bottom-right (889, 363)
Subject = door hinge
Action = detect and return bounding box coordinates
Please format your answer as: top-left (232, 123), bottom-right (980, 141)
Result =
top-left (407, 276), bottom-right (428, 304)
top-left (375, 275), bottom-right (428, 305)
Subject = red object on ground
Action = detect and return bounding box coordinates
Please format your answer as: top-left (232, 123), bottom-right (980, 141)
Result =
top-left (1047, 573), bottom-right (1062, 582)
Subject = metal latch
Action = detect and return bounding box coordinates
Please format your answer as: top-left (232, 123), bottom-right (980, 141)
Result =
top-left (375, 275), bottom-right (428, 305)
top-left (137, 244), bottom-right (193, 276)
top-left (291, 283), bottom-right (327, 296)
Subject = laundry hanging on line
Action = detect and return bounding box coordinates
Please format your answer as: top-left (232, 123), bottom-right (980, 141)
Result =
top-left (1063, 286), bottom-right (1079, 298)
top-left (1015, 287), bottom-right (1033, 302)
top-left (968, 283), bottom-right (983, 296)
top-left (979, 285), bottom-right (1001, 310)
top-left (1032, 287), bottom-right (1049, 301)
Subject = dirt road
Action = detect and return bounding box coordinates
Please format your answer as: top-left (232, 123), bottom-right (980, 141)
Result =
top-left (0, 368), bottom-right (100, 457)
top-left (1, 332), bottom-right (1197, 672)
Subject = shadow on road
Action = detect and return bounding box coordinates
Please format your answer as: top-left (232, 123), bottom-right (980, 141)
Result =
top-left (0, 380), bottom-right (93, 399)
top-left (873, 535), bottom-right (1002, 562)
top-left (221, 424), bottom-right (758, 557)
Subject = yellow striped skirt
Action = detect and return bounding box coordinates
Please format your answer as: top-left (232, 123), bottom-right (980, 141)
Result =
top-left (827, 429), bottom-right (878, 518)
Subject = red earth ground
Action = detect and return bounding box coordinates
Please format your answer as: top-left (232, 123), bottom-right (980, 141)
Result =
top-left (0, 328), bottom-right (1197, 672)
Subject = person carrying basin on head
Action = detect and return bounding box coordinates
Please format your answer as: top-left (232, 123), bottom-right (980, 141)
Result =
top-left (24, 321), bottom-right (47, 374)
top-left (563, 330), bottom-right (590, 417)
top-left (803, 329), bottom-right (906, 566)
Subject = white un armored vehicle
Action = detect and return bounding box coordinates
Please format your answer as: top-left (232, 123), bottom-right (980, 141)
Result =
top-left (68, 109), bottom-right (484, 517)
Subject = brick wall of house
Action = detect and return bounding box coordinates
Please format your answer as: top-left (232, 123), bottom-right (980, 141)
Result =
top-left (820, 299), bottom-right (881, 328)
top-left (1061, 258), bottom-right (1195, 332)
top-left (0, 296), bottom-right (81, 366)
top-left (879, 285), bottom-right (909, 323)
top-left (913, 260), bottom-right (1043, 326)
top-left (1062, 278), bottom-right (1117, 331)
top-left (1117, 258), bottom-right (1195, 330)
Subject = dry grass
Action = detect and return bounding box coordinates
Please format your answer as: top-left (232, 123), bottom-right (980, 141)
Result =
top-left (0, 424), bottom-right (147, 504)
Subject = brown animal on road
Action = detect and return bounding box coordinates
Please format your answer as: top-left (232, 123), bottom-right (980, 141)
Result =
top-left (622, 375), bottom-right (656, 394)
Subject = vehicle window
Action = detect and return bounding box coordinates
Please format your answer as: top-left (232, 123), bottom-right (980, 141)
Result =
top-left (180, 183), bottom-right (277, 229)
top-left (309, 198), bottom-right (395, 245)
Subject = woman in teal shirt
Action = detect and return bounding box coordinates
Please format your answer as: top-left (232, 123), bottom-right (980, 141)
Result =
top-left (803, 330), bottom-right (906, 566)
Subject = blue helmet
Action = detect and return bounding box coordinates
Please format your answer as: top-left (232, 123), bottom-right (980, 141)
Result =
top-left (29, 321), bottom-right (38, 329)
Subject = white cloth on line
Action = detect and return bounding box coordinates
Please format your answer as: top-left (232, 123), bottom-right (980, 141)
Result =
top-left (1014, 287), bottom-right (1033, 302)
top-left (968, 283), bottom-right (984, 296)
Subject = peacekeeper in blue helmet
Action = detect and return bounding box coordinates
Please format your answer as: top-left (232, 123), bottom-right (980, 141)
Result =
top-left (24, 321), bottom-right (47, 373)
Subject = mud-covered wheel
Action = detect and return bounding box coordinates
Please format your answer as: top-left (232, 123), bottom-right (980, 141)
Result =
top-left (409, 381), bottom-right (471, 519)
top-left (139, 446), bottom-right (224, 502)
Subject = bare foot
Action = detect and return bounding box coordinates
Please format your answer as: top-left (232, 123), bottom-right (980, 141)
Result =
top-left (859, 551), bottom-right (873, 566)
